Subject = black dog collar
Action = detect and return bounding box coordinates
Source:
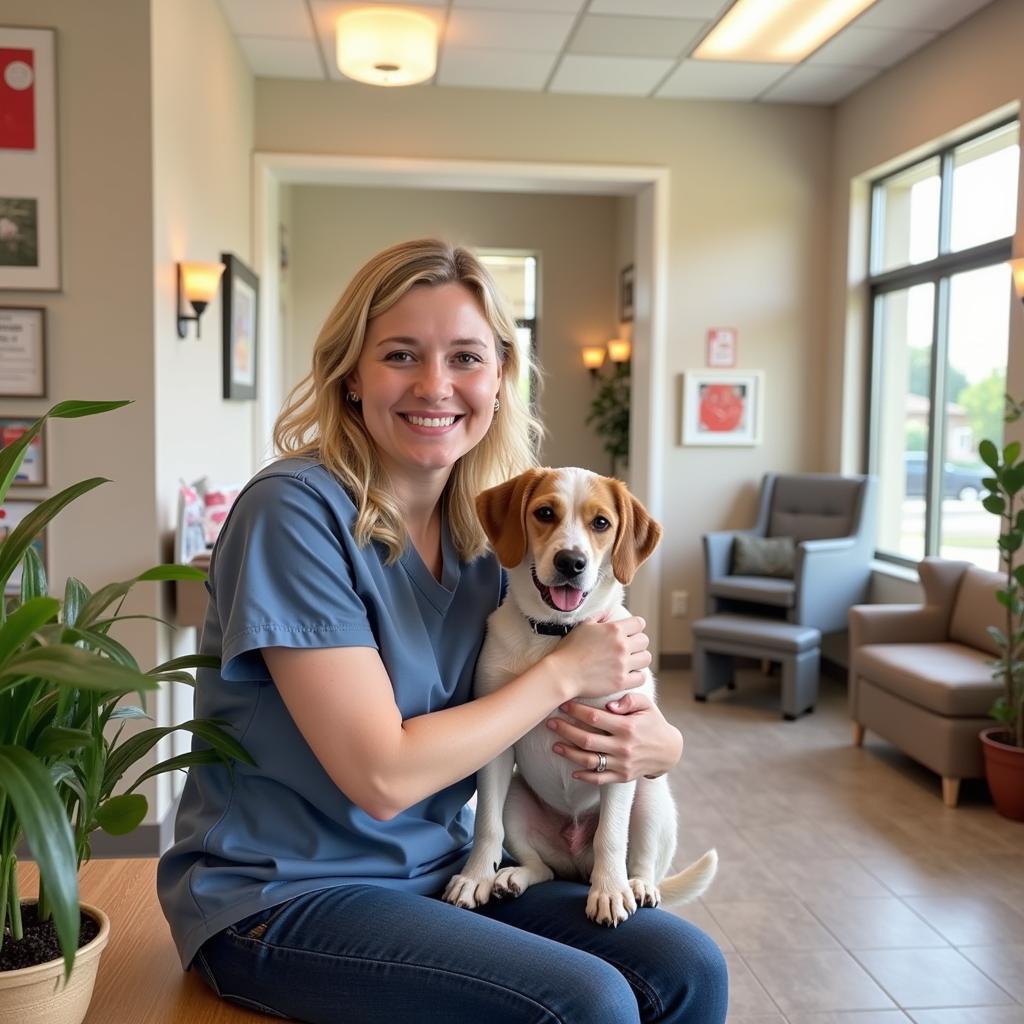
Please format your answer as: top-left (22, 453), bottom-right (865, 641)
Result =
top-left (527, 618), bottom-right (577, 637)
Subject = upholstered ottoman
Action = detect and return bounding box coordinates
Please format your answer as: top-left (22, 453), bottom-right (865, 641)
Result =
top-left (692, 614), bottom-right (822, 719)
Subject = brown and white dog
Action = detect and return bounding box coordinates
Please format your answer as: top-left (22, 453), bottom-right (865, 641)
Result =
top-left (444, 467), bottom-right (717, 926)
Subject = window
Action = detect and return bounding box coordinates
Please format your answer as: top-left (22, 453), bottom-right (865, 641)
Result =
top-left (478, 251), bottom-right (538, 408)
top-left (868, 120), bottom-right (1020, 570)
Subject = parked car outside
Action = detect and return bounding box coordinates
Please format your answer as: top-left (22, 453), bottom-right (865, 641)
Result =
top-left (905, 451), bottom-right (986, 501)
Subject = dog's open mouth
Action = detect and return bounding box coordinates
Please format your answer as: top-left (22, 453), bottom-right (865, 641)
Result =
top-left (531, 566), bottom-right (588, 613)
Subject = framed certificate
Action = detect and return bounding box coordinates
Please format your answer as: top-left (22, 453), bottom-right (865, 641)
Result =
top-left (0, 416), bottom-right (46, 486)
top-left (0, 305), bottom-right (45, 397)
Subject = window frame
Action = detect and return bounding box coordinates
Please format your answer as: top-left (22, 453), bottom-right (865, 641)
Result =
top-left (866, 116), bottom-right (1019, 569)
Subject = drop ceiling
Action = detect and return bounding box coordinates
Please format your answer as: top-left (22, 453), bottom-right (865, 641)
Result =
top-left (220, 0), bottom-right (995, 105)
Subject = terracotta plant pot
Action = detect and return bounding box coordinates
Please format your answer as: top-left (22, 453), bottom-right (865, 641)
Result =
top-left (0, 902), bottom-right (110, 1024)
top-left (981, 727), bottom-right (1024, 822)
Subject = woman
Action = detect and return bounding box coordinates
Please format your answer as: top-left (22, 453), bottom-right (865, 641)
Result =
top-left (158, 239), bottom-right (728, 1023)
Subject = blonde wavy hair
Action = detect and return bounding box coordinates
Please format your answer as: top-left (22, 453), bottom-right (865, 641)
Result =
top-left (274, 238), bottom-right (543, 563)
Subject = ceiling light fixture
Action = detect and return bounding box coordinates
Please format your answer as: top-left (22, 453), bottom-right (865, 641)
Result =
top-left (694, 0), bottom-right (879, 64)
top-left (336, 8), bottom-right (438, 87)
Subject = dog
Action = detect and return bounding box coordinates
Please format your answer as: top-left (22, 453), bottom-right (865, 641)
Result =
top-left (444, 467), bottom-right (717, 927)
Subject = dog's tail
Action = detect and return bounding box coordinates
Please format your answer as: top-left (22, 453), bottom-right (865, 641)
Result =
top-left (657, 849), bottom-right (718, 906)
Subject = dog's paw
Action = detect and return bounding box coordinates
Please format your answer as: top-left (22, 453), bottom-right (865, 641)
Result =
top-left (629, 877), bottom-right (661, 908)
top-left (586, 879), bottom-right (638, 927)
top-left (492, 864), bottom-right (551, 899)
top-left (443, 872), bottom-right (496, 909)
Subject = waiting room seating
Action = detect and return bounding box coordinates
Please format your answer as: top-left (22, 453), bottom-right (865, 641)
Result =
top-left (848, 557), bottom-right (1004, 807)
top-left (703, 473), bottom-right (877, 635)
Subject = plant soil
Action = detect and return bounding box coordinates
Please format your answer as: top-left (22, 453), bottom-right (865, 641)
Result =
top-left (0, 903), bottom-right (99, 972)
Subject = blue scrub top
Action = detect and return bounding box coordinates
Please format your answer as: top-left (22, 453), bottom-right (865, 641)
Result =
top-left (157, 457), bottom-right (502, 970)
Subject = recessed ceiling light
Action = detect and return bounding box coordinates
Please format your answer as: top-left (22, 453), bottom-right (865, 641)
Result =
top-left (694, 0), bottom-right (879, 64)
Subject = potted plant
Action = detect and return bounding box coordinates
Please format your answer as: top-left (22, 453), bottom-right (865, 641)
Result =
top-left (0, 401), bottom-right (253, 1024)
top-left (585, 358), bottom-right (630, 479)
top-left (979, 393), bottom-right (1024, 821)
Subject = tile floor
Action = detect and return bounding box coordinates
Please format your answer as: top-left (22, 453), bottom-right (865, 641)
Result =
top-left (657, 665), bottom-right (1024, 1024)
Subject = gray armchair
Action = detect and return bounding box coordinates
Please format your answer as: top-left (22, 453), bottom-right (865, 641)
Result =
top-left (703, 473), bottom-right (877, 635)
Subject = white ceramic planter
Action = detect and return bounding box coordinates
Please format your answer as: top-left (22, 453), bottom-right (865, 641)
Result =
top-left (0, 902), bottom-right (109, 1024)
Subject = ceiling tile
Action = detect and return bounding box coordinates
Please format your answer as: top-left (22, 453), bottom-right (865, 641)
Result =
top-left (452, 0), bottom-right (584, 10)
top-left (808, 25), bottom-right (937, 68)
top-left (657, 60), bottom-right (791, 101)
top-left (238, 36), bottom-right (324, 79)
top-left (218, 0), bottom-right (313, 38)
top-left (445, 9), bottom-right (577, 51)
top-left (438, 47), bottom-right (557, 90)
top-left (589, 0), bottom-right (727, 17)
top-left (761, 64), bottom-right (880, 104)
top-left (856, 0), bottom-right (994, 32)
top-left (311, 2), bottom-right (448, 80)
top-left (569, 15), bottom-right (706, 59)
top-left (549, 54), bottom-right (675, 96)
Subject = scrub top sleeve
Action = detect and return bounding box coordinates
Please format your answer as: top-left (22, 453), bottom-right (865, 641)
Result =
top-left (212, 474), bottom-right (377, 682)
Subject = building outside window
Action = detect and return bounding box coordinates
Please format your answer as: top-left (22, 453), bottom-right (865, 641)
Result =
top-left (868, 120), bottom-right (1020, 570)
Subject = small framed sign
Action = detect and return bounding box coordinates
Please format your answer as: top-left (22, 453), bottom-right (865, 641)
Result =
top-left (0, 497), bottom-right (46, 595)
top-left (706, 327), bottom-right (737, 368)
top-left (221, 252), bottom-right (258, 401)
top-left (0, 416), bottom-right (45, 486)
top-left (620, 264), bottom-right (635, 323)
top-left (0, 306), bottom-right (45, 397)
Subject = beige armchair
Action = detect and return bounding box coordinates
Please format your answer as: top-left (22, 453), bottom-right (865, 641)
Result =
top-left (848, 558), bottom-right (1003, 807)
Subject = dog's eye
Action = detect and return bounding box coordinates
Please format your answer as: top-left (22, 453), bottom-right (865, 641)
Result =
top-left (592, 516), bottom-right (611, 532)
top-left (534, 506), bottom-right (555, 522)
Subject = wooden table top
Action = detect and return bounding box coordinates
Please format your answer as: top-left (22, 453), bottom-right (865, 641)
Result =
top-left (17, 859), bottom-right (266, 1023)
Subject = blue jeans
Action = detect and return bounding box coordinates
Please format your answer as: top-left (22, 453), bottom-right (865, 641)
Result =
top-left (193, 880), bottom-right (728, 1023)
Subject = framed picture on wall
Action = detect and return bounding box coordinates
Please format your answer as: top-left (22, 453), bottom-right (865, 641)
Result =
top-left (0, 306), bottom-right (45, 397)
top-left (620, 264), bottom-right (635, 323)
top-left (0, 28), bottom-right (60, 290)
top-left (221, 252), bottom-right (259, 401)
top-left (0, 498), bottom-right (45, 595)
top-left (682, 370), bottom-right (764, 446)
top-left (0, 416), bottom-right (46, 486)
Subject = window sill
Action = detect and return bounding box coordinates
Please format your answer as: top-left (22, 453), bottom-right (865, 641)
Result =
top-left (869, 558), bottom-right (919, 584)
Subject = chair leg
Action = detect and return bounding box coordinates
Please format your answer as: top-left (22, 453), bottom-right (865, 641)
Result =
top-left (851, 722), bottom-right (865, 747)
top-left (941, 777), bottom-right (960, 808)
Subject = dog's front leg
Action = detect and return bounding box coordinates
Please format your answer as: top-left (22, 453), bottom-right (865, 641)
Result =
top-left (443, 746), bottom-right (515, 909)
top-left (587, 781), bottom-right (638, 927)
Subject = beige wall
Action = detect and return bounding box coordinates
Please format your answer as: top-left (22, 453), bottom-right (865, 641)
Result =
top-left (827, 0), bottom-right (1024, 478)
top-left (256, 82), bottom-right (832, 653)
top-left (151, 0), bottom-right (254, 815)
top-left (1, 3), bottom-right (158, 660)
top-left (287, 185), bottom-right (618, 471)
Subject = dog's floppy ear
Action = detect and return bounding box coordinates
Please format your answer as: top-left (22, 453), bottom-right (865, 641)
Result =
top-left (476, 469), bottom-right (547, 567)
top-left (609, 480), bottom-right (663, 584)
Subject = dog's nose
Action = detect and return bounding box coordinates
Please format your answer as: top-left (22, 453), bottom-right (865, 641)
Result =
top-left (554, 548), bottom-right (588, 578)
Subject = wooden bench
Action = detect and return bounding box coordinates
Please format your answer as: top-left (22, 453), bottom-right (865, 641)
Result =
top-left (16, 859), bottom-right (263, 1023)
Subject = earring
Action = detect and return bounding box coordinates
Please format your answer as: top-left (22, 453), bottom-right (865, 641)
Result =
top-left (493, 398), bottom-right (500, 412)
top-left (347, 392), bottom-right (361, 404)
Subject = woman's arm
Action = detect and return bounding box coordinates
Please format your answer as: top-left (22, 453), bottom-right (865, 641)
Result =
top-left (264, 616), bottom-right (650, 821)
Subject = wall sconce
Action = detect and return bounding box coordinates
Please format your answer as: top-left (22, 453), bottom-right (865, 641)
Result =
top-left (177, 261), bottom-right (225, 339)
top-left (581, 346), bottom-right (607, 377)
top-left (582, 339), bottom-right (632, 379)
top-left (1010, 257), bottom-right (1024, 307)
top-left (336, 8), bottom-right (438, 87)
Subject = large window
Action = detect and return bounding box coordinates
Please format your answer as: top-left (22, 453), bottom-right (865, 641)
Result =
top-left (868, 120), bottom-right (1020, 569)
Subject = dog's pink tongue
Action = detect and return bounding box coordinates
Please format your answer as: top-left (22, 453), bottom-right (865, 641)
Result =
top-left (550, 585), bottom-right (584, 612)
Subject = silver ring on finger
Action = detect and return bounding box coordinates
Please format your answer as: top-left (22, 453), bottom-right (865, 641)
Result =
top-left (595, 752), bottom-right (608, 773)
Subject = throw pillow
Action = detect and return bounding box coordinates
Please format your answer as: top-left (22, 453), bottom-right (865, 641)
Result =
top-left (731, 535), bottom-right (796, 578)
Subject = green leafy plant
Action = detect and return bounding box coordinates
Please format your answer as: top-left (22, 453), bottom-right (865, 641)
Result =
top-left (0, 401), bottom-right (254, 978)
top-left (979, 393), bottom-right (1024, 749)
top-left (585, 361), bottom-right (630, 475)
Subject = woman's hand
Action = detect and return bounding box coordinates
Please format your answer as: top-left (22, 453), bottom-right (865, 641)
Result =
top-left (545, 691), bottom-right (683, 785)
top-left (550, 615), bottom-right (651, 700)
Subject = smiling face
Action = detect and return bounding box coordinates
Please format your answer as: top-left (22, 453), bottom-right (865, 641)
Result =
top-left (348, 281), bottom-right (502, 490)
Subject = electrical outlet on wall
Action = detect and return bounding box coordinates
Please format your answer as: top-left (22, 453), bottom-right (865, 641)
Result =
top-left (670, 590), bottom-right (688, 617)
